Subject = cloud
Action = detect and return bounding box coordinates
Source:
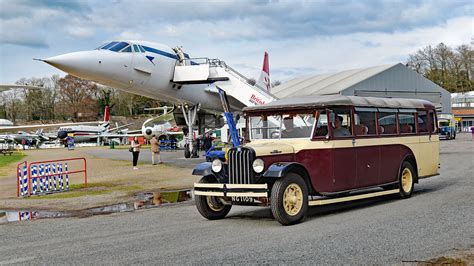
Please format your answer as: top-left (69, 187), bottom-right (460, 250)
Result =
top-left (0, 0), bottom-right (472, 84)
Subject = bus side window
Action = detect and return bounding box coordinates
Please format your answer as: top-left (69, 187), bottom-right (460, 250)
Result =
top-left (417, 111), bottom-right (429, 133)
top-left (354, 108), bottom-right (377, 136)
top-left (399, 112), bottom-right (416, 134)
top-left (378, 110), bottom-right (398, 135)
top-left (314, 110), bottom-right (328, 137)
top-left (330, 108), bottom-right (353, 138)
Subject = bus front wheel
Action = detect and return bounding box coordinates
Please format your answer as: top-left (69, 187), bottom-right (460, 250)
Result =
top-left (271, 173), bottom-right (308, 225)
top-left (195, 176), bottom-right (231, 220)
top-left (398, 161), bottom-right (415, 198)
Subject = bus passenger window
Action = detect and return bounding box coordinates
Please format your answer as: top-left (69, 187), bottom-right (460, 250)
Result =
top-left (378, 110), bottom-right (398, 135)
top-left (399, 112), bottom-right (416, 134)
top-left (354, 108), bottom-right (377, 136)
top-left (330, 108), bottom-right (352, 138)
top-left (314, 110), bottom-right (328, 137)
top-left (417, 111), bottom-right (429, 133)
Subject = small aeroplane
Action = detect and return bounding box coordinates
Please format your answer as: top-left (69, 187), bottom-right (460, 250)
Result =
top-left (0, 129), bottom-right (51, 148)
top-left (56, 105), bottom-right (133, 143)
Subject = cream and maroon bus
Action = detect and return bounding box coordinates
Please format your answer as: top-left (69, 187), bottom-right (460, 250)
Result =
top-left (193, 95), bottom-right (439, 225)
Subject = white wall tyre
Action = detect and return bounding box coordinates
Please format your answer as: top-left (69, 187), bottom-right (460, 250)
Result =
top-left (399, 161), bottom-right (416, 198)
top-left (271, 173), bottom-right (308, 225)
top-left (195, 176), bottom-right (231, 220)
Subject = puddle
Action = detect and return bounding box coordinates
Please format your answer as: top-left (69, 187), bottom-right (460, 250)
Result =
top-left (0, 189), bottom-right (193, 224)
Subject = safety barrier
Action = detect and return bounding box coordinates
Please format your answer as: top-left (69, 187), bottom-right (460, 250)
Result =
top-left (16, 158), bottom-right (87, 197)
top-left (159, 140), bottom-right (177, 151)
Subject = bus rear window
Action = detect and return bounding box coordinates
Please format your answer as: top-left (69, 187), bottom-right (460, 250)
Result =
top-left (417, 111), bottom-right (429, 133)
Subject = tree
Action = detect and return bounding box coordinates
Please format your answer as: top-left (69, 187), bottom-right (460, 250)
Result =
top-left (406, 42), bottom-right (473, 93)
top-left (57, 75), bottom-right (98, 120)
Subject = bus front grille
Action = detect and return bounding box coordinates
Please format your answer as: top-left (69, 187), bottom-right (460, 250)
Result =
top-left (228, 148), bottom-right (256, 184)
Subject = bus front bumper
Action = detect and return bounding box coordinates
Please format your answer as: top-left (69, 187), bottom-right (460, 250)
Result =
top-left (193, 183), bottom-right (268, 198)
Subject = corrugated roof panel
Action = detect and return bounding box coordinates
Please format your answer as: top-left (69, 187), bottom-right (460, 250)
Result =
top-left (273, 64), bottom-right (396, 98)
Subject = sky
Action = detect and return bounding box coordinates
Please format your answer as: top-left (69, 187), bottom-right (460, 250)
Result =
top-left (0, 0), bottom-right (472, 85)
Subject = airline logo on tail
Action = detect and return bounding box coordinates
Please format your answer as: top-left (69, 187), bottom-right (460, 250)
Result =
top-left (256, 52), bottom-right (270, 91)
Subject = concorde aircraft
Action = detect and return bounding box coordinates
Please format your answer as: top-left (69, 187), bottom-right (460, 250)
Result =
top-left (39, 40), bottom-right (275, 157)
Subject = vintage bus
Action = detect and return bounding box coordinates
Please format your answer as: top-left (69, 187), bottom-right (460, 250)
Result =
top-left (193, 95), bottom-right (439, 225)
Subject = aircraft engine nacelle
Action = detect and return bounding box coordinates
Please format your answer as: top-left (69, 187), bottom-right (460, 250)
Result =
top-left (57, 131), bottom-right (68, 140)
top-left (142, 127), bottom-right (155, 140)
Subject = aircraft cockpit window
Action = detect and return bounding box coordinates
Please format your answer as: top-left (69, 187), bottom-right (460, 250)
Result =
top-left (133, 44), bottom-right (140, 53)
top-left (96, 43), bottom-right (108, 49)
top-left (100, 42), bottom-right (118, 50)
top-left (120, 45), bottom-right (132, 52)
top-left (109, 42), bottom-right (129, 52)
top-left (138, 45), bottom-right (145, 53)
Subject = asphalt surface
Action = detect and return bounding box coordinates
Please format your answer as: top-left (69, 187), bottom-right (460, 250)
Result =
top-left (0, 134), bottom-right (472, 264)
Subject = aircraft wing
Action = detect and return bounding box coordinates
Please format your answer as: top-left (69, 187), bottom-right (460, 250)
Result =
top-left (100, 133), bottom-right (142, 138)
top-left (0, 121), bottom-right (102, 133)
top-left (108, 123), bottom-right (135, 132)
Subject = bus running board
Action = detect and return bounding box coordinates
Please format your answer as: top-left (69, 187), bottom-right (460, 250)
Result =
top-left (308, 189), bottom-right (400, 206)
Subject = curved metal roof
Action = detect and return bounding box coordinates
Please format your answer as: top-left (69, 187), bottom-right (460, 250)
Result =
top-left (243, 95), bottom-right (435, 112)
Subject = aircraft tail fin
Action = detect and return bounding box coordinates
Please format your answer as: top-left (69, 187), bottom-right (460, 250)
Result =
top-left (103, 105), bottom-right (110, 129)
top-left (256, 52), bottom-right (270, 91)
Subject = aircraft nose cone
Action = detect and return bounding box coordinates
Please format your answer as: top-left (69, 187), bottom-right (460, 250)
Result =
top-left (43, 51), bottom-right (100, 78)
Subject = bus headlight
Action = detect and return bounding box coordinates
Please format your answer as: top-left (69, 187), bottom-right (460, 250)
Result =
top-left (211, 159), bottom-right (223, 173)
top-left (252, 159), bottom-right (264, 173)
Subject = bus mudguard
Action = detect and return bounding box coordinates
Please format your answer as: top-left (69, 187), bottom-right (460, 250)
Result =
top-left (192, 162), bottom-right (227, 183)
top-left (263, 162), bottom-right (309, 179)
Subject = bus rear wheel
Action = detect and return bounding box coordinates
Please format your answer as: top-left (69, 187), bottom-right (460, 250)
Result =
top-left (271, 173), bottom-right (308, 225)
top-left (195, 176), bottom-right (231, 220)
top-left (398, 161), bottom-right (415, 198)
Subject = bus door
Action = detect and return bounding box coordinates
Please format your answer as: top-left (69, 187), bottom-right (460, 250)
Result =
top-left (353, 108), bottom-right (380, 188)
top-left (329, 108), bottom-right (357, 191)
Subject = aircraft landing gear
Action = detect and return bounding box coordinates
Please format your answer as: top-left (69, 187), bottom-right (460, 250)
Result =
top-left (180, 104), bottom-right (200, 159)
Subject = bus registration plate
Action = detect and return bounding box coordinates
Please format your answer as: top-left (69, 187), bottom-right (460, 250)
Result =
top-left (231, 196), bottom-right (255, 204)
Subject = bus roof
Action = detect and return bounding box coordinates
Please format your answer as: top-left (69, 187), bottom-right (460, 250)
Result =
top-left (243, 95), bottom-right (435, 112)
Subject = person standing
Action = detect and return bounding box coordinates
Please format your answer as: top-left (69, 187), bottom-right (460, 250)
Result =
top-left (130, 136), bottom-right (141, 170)
top-left (203, 133), bottom-right (213, 152)
top-left (150, 135), bottom-right (162, 165)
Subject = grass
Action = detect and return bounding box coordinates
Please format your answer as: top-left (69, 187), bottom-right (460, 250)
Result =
top-left (0, 152), bottom-right (26, 167)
